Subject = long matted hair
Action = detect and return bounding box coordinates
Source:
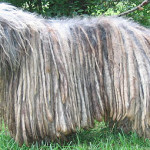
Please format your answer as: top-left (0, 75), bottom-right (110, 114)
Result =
top-left (0, 3), bottom-right (150, 146)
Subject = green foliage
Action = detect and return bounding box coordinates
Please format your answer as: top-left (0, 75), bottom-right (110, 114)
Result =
top-left (1, 122), bottom-right (150, 149)
top-left (0, 0), bottom-right (149, 26)
top-left (127, 1), bottom-right (150, 27)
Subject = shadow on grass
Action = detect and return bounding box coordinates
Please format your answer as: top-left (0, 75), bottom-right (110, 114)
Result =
top-left (65, 122), bottom-right (150, 146)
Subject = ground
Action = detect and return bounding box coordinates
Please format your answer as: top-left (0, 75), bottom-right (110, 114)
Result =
top-left (0, 121), bottom-right (150, 150)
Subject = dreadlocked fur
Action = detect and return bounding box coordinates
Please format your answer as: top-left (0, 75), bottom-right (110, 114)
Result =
top-left (0, 3), bottom-right (150, 146)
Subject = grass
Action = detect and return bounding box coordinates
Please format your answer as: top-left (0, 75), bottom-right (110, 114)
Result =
top-left (0, 122), bottom-right (150, 150)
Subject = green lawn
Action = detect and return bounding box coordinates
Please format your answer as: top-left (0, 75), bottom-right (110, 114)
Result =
top-left (0, 122), bottom-right (150, 150)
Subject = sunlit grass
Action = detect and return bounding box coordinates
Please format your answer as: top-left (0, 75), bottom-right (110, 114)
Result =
top-left (0, 122), bottom-right (150, 150)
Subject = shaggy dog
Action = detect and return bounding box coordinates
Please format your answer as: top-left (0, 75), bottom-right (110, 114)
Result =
top-left (0, 3), bottom-right (150, 146)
